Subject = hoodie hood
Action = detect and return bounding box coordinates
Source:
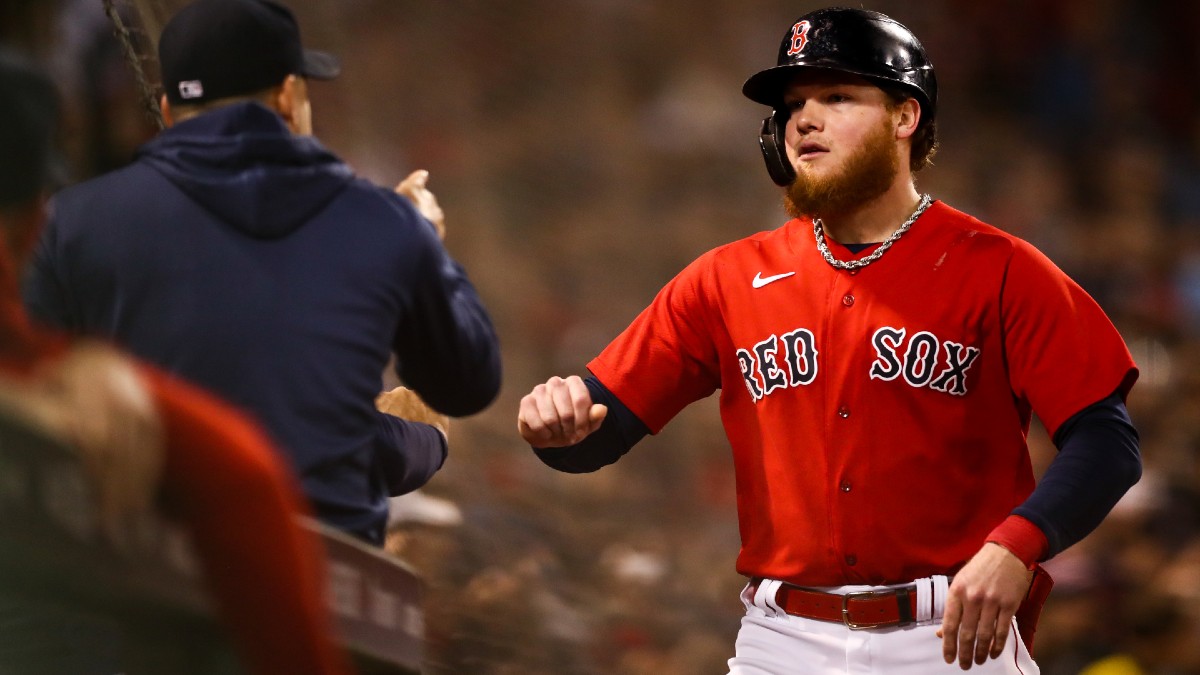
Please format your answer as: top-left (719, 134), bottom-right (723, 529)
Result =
top-left (138, 101), bottom-right (353, 238)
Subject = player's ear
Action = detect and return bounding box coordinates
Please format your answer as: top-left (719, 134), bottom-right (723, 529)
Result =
top-left (160, 94), bottom-right (176, 128)
top-left (895, 97), bottom-right (920, 140)
top-left (272, 75), bottom-right (311, 135)
top-left (270, 78), bottom-right (293, 120)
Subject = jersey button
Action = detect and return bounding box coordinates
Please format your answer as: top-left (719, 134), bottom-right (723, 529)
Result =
top-left (842, 294), bottom-right (855, 307)
top-left (845, 554), bottom-right (857, 566)
top-left (839, 481), bottom-right (852, 493)
top-left (837, 406), bottom-right (850, 418)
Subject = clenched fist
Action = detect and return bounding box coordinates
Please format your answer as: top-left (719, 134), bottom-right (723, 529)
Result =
top-left (517, 375), bottom-right (607, 447)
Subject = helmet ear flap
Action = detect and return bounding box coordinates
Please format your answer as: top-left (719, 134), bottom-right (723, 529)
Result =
top-left (758, 108), bottom-right (795, 187)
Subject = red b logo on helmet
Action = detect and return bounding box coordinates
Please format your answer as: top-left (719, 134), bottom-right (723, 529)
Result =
top-left (787, 20), bottom-right (811, 56)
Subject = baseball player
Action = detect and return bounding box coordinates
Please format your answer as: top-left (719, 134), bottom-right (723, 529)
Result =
top-left (518, 7), bottom-right (1141, 674)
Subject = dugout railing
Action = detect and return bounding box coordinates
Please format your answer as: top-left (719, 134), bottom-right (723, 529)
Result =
top-left (0, 410), bottom-right (423, 674)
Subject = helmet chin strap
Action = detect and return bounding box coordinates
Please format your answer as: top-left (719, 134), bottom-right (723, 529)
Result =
top-left (758, 109), bottom-right (795, 187)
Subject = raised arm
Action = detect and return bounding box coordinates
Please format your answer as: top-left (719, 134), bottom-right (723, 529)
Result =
top-left (390, 174), bottom-right (501, 417)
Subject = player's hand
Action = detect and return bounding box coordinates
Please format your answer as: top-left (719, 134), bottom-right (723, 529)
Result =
top-left (0, 342), bottom-right (165, 548)
top-left (517, 375), bottom-right (607, 447)
top-left (937, 542), bottom-right (1033, 670)
top-left (376, 385), bottom-right (449, 441)
top-left (395, 169), bottom-right (446, 241)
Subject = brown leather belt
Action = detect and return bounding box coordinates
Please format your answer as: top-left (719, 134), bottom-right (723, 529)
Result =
top-left (750, 579), bottom-right (919, 629)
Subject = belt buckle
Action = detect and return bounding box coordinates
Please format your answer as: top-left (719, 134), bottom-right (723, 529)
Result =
top-left (842, 590), bottom-right (888, 630)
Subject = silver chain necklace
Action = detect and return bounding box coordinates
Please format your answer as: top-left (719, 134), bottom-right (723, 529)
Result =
top-left (812, 194), bottom-right (933, 271)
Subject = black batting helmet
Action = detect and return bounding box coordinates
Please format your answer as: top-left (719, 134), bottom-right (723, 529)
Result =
top-left (743, 8), bottom-right (938, 185)
top-left (743, 7), bottom-right (937, 123)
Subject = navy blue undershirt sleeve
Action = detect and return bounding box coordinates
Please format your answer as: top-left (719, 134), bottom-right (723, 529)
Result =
top-left (1013, 391), bottom-right (1141, 559)
top-left (373, 410), bottom-right (448, 495)
top-left (533, 375), bottom-right (650, 473)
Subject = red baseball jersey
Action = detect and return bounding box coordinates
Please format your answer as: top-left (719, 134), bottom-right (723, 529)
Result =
top-left (588, 200), bottom-right (1137, 586)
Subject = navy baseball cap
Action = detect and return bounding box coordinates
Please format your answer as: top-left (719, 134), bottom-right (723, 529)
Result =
top-left (0, 50), bottom-right (64, 208)
top-left (159, 0), bottom-right (341, 105)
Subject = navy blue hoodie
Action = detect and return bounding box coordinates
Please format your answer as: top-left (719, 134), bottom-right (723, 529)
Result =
top-left (24, 103), bottom-right (501, 544)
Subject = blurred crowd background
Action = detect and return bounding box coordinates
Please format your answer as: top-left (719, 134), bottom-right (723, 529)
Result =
top-left (5, 0), bottom-right (1200, 673)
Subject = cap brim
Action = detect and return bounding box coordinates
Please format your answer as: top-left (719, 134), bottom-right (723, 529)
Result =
top-left (742, 63), bottom-right (867, 107)
top-left (742, 65), bottom-right (800, 107)
top-left (301, 49), bottom-right (341, 80)
top-left (742, 62), bottom-right (928, 112)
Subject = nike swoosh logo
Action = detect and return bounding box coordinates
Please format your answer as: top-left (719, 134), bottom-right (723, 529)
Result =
top-left (752, 271), bottom-right (796, 288)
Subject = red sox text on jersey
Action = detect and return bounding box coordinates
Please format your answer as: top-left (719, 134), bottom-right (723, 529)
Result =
top-left (736, 326), bottom-right (981, 401)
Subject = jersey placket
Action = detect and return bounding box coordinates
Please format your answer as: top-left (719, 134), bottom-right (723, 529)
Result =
top-left (823, 265), bottom-right (869, 582)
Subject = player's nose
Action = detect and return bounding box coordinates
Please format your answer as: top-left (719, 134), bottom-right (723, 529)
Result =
top-left (790, 104), bottom-right (822, 134)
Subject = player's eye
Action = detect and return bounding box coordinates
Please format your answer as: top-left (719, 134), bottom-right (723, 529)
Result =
top-left (826, 93), bottom-right (850, 103)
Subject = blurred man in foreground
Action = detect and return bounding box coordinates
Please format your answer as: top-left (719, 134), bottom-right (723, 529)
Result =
top-left (0, 48), bottom-right (354, 675)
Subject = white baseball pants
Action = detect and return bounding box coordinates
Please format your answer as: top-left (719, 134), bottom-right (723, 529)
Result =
top-left (727, 577), bottom-right (1039, 675)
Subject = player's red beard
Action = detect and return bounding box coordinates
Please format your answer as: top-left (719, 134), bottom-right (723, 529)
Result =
top-left (783, 116), bottom-right (899, 220)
